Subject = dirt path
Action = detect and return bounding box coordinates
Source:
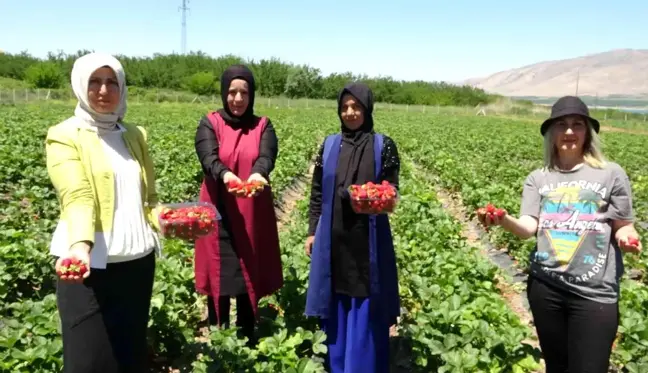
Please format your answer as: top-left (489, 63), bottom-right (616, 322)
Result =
top-left (409, 158), bottom-right (639, 373)
top-left (407, 160), bottom-right (545, 372)
top-left (274, 163), bottom-right (315, 231)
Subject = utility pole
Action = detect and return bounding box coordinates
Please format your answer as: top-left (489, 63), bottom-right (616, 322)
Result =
top-left (575, 68), bottom-right (580, 96)
top-left (179, 0), bottom-right (190, 54)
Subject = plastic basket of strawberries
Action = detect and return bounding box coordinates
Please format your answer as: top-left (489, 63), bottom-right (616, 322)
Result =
top-left (157, 202), bottom-right (221, 240)
top-left (348, 180), bottom-right (399, 215)
top-left (226, 180), bottom-right (266, 198)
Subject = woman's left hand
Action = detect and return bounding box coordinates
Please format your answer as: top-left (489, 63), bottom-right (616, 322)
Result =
top-left (248, 173), bottom-right (268, 184)
top-left (618, 235), bottom-right (642, 254)
top-left (246, 173), bottom-right (268, 197)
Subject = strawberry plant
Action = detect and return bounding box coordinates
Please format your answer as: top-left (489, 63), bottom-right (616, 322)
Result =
top-left (0, 102), bottom-right (338, 372)
top-left (382, 111), bottom-right (648, 371)
top-left (1, 102), bottom-right (644, 371)
top-left (387, 160), bottom-right (541, 372)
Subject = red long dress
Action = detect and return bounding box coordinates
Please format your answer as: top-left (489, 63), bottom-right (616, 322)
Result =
top-left (194, 111), bottom-right (283, 323)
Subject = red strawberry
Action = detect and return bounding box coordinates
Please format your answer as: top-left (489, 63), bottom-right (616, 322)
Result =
top-left (477, 204), bottom-right (506, 219)
top-left (78, 263), bottom-right (88, 276)
top-left (628, 237), bottom-right (640, 246)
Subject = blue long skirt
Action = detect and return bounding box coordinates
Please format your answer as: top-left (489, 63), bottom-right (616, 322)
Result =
top-left (319, 294), bottom-right (390, 373)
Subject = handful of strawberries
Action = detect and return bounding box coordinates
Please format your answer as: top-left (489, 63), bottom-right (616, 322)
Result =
top-left (56, 257), bottom-right (88, 280)
top-left (226, 180), bottom-right (266, 198)
top-left (476, 203), bottom-right (507, 231)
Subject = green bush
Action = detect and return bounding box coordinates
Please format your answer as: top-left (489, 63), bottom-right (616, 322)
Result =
top-left (24, 62), bottom-right (64, 89)
top-left (184, 71), bottom-right (218, 96)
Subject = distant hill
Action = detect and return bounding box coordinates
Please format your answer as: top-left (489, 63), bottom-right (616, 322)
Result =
top-left (463, 49), bottom-right (648, 98)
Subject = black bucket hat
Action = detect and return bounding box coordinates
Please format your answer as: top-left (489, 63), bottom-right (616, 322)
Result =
top-left (540, 96), bottom-right (600, 136)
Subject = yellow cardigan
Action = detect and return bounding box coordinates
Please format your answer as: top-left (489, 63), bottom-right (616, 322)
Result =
top-left (45, 118), bottom-right (161, 249)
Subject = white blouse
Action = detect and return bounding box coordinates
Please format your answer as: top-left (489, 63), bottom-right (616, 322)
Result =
top-left (98, 126), bottom-right (159, 263)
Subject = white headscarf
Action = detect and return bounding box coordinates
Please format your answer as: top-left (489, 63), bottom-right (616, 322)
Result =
top-left (71, 52), bottom-right (127, 131)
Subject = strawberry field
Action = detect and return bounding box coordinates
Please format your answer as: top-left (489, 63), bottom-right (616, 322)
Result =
top-left (0, 102), bottom-right (646, 372)
top-left (382, 113), bottom-right (648, 372)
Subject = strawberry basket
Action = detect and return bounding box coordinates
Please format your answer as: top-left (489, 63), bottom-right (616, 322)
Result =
top-left (157, 202), bottom-right (221, 240)
top-left (348, 181), bottom-right (399, 215)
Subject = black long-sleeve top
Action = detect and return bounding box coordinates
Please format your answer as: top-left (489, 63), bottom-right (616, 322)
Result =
top-left (194, 116), bottom-right (278, 182)
top-left (193, 115), bottom-right (278, 296)
top-left (307, 135), bottom-right (401, 297)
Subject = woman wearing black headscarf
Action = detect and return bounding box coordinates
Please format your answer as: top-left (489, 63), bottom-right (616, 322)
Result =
top-left (304, 82), bottom-right (401, 373)
top-left (193, 65), bottom-right (283, 345)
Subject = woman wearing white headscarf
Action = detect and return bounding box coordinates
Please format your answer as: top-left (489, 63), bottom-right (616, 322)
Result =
top-left (46, 52), bottom-right (162, 372)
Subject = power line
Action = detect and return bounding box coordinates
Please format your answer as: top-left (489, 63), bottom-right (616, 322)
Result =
top-left (179, 0), bottom-right (190, 54)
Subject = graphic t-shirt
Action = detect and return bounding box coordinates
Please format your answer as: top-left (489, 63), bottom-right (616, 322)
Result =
top-left (520, 162), bottom-right (634, 303)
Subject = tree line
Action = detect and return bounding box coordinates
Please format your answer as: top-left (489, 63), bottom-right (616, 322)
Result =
top-left (0, 50), bottom-right (499, 106)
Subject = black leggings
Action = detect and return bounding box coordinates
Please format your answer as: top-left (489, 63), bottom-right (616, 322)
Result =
top-left (527, 276), bottom-right (619, 373)
top-left (56, 252), bottom-right (156, 373)
top-left (207, 294), bottom-right (255, 343)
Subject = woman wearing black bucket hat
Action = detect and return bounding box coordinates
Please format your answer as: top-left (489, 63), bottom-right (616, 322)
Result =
top-left (478, 95), bottom-right (642, 372)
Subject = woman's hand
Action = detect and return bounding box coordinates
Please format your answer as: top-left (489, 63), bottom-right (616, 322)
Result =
top-left (618, 235), bottom-right (642, 254)
top-left (223, 172), bottom-right (242, 191)
top-left (56, 242), bottom-right (92, 283)
top-left (305, 236), bottom-right (315, 256)
top-left (476, 206), bottom-right (506, 228)
top-left (614, 223), bottom-right (642, 254)
top-left (246, 173), bottom-right (268, 197)
top-left (477, 207), bottom-right (538, 240)
top-left (477, 211), bottom-right (506, 228)
top-left (247, 173), bottom-right (268, 185)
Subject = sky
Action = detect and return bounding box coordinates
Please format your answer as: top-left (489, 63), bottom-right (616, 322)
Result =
top-left (1, 0), bottom-right (647, 83)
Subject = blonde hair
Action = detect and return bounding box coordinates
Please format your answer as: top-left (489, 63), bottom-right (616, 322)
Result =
top-left (543, 119), bottom-right (607, 171)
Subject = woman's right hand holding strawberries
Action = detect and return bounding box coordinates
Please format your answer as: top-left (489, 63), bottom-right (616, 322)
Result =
top-left (55, 242), bottom-right (91, 283)
top-left (476, 203), bottom-right (507, 229)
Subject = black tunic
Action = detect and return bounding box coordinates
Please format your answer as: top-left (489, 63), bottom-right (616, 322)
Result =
top-left (307, 135), bottom-right (400, 297)
top-left (194, 115), bottom-right (278, 296)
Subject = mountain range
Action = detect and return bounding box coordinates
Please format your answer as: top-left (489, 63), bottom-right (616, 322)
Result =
top-left (463, 49), bottom-right (648, 98)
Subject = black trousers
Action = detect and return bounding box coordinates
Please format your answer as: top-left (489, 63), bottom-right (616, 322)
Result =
top-left (527, 275), bottom-right (619, 373)
top-left (207, 294), bottom-right (255, 344)
top-left (56, 252), bottom-right (156, 373)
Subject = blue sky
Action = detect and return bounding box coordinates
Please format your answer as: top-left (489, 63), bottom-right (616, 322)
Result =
top-left (1, 0), bottom-right (646, 83)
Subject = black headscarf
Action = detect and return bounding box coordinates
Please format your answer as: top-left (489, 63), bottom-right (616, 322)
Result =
top-left (218, 64), bottom-right (257, 127)
top-left (330, 82), bottom-right (377, 297)
top-left (336, 82), bottom-right (376, 192)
